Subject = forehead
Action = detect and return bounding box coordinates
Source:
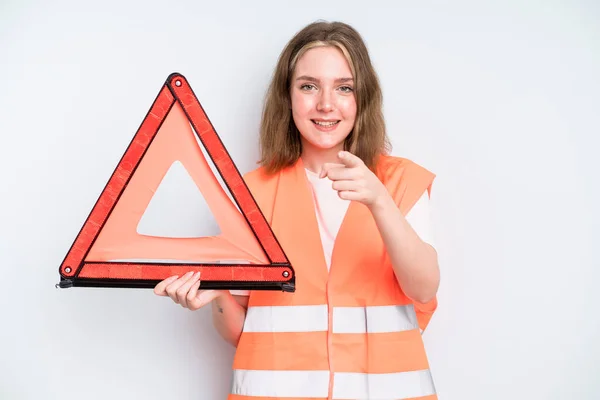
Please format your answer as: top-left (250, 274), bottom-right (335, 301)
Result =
top-left (293, 46), bottom-right (353, 79)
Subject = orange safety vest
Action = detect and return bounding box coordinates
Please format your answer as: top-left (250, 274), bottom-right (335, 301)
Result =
top-left (229, 155), bottom-right (438, 400)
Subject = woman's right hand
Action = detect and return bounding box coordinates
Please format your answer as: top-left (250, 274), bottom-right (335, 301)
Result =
top-left (154, 271), bottom-right (227, 311)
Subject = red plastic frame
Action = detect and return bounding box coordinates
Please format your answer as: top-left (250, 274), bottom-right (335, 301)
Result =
top-left (57, 73), bottom-right (294, 292)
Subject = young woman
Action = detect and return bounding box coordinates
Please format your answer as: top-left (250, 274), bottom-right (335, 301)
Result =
top-left (155, 20), bottom-right (440, 400)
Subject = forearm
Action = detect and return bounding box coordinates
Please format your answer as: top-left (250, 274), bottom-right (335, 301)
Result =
top-left (369, 195), bottom-right (440, 303)
top-left (211, 293), bottom-right (247, 347)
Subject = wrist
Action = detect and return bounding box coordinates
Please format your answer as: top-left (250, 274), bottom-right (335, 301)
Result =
top-left (368, 192), bottom-right (395, 215)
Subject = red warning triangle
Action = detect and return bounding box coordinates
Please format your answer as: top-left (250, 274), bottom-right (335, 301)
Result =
top-left (57, 73), bottom-right (294, 292)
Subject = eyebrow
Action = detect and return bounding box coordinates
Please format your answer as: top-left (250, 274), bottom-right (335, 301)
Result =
top-left (295, 75), bottom-right (354, 83)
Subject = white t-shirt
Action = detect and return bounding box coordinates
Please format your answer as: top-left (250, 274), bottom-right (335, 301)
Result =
top-left (231, 168), bottom-right (434, 296)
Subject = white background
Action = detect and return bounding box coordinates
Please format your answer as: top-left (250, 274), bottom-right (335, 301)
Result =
top-left (1, 1), bottom-right (599, 399)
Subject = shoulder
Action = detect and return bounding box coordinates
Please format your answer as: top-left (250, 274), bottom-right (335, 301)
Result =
top-left (375, 155), bottom-right (435, 185)
top-left (375, 155), bottom-right (436, 213)
top-left (243, 165), bottom-right (282, 188)
top-left (242, 165), bottom-right (281, 215)
top-left (243, 165), bottom-right (272, 187)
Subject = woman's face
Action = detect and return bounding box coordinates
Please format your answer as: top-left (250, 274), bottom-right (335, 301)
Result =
top-left (290, 46), bottom-right (357, 154)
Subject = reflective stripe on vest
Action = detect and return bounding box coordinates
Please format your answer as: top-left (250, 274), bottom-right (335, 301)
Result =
top-left (333, 369), bottom-right (436, 399)
top-left (333, 304), bottom-right (419, 333)
top-left (231, 370), bottom-right (330, 398)
top-left (243, 305), bottom-right (328, 332)
top-left (231, 369), bottom-right (435, 399)
top-left (242, 304), bottom-right (419, 333)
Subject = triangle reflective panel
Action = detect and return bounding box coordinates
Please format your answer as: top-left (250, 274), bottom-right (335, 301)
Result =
top-left (57, 73), bottom-right (295, 292)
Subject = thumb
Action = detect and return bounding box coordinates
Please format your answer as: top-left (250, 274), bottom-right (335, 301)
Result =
top-left (320, 162), bottom-right (345, 178)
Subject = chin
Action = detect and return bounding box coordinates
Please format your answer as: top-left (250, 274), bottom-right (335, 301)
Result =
top-left (302, 131), bottom-right (351, 151)
top-left (305, 137), bottom-right (346, 151)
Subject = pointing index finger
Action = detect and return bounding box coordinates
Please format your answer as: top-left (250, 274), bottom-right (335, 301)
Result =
top-left (337, 151), bottom-right (362, 167)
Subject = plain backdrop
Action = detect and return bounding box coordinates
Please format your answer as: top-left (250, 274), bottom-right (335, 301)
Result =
top-left (1, 1), bottom-right (599, 399)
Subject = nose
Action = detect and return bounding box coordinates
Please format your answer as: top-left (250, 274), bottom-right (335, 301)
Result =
top-left (317, 90), bottom-right (334, 112)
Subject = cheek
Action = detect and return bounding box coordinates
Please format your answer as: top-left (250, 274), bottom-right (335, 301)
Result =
top-left (339, 97), bottom-right (357, 121)
top-left (291, 92), bottom-right (315, 117)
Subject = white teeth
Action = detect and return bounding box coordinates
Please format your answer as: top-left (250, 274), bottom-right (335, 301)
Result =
top-left (313, 120), bottom-right (339, 127)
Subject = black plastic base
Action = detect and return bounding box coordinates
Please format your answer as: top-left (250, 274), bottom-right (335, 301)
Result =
top-left (55, 278), bottom-right (295, 292)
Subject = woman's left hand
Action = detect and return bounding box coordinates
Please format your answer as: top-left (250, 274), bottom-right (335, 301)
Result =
top-left (320, 151), bottom-right (391, 209)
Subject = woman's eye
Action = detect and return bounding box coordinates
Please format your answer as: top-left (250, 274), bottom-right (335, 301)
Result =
top-left (300, 84), bottom-right (316, 91)
top-left (339, 86), bottom-right (354, 93)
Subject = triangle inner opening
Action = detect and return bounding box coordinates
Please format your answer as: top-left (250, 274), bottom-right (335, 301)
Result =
top-left (136, 160), bottom-right (221, 238)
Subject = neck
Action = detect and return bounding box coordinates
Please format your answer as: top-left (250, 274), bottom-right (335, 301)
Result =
top-left (300, 142), bottom-right (344, 174)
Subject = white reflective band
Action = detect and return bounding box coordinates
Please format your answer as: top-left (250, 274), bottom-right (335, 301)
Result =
top-left (243, 305), bottom-right (328, 332)
top-left (231, 369), bottom-right (330, 398)
top-left (332, 304), bottom-right (419, 333)
top-left (332, 369), bottom-right (436, 399)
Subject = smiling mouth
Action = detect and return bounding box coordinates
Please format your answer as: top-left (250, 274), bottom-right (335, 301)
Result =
top-left (312, 120), bottom-right (340, 127)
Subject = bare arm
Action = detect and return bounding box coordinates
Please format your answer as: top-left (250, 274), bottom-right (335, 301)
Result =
top-left (211, 293), bottom-right (248, 347)
top-left (368, 194), bottom-right (440, 304)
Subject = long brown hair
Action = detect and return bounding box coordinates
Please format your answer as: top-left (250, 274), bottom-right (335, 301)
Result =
top-left (259, 20), bottom-right (390, 174)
